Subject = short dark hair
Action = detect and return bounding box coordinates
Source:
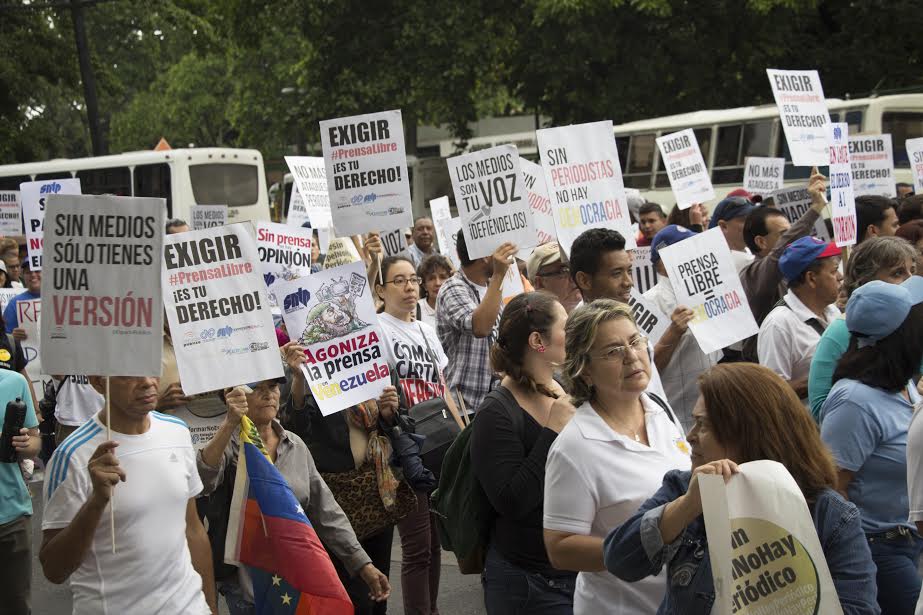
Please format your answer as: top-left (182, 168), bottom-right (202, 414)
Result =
top-left (456, 230), bottom-right (473, 267)
top-left (743, 206), bottom-right (787, 254)
top-left (896, 219), bottom-right (923, 246)
top-left (417, 254), bottom-right (454, 300)
top-left (788, 259), bottom-right (826, 289)
top-left (898, 195), bottom-right (923, 225)
top-left (638, 202), bottom-right (666, 218)
top-left (569, 228), bottom-right (626, 284)
top-left (834, 302), bottom-right (923, 392)
top-left (165, 218), bottom-right (188, 233)
top-left (855, 195), bottom-right (897, 243)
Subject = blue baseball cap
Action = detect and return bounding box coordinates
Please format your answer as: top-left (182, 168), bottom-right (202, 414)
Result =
top-left (708, 196), bottom-right (757, 230)
top-left (778, 236), bottom-right (841, 282)
top-left (651, 224), bottom-right (697, 264)
top-left (846, 277), bottom-right (923, 347)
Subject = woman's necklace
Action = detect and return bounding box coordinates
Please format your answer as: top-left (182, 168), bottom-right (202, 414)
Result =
top-left (594, 398), bottom-right (645, 442)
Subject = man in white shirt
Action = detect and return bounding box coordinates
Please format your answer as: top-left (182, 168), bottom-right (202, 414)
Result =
top-left (644, 225), bottom-right (721, 429)
top-left (758, 236), bottom-right (842, 403)
top-left (41, 375), bottom-right (216, 615)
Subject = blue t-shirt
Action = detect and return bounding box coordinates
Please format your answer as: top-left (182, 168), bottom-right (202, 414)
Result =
top-left (820, 378), bottom-right (917, 533)
top-left (0, 371), bottom-right (38, 525)
top-left (3, 290), bottom-right (40, 333)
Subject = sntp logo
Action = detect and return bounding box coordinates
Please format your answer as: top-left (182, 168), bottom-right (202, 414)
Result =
top-left (833, 126), bottom-right (842, 141)
top-left (283, 288), bottom-right (311, 314)
top-left (40, 182), bottom-right (62, 195)
top-left (217, 326), bottom-right (233, 338)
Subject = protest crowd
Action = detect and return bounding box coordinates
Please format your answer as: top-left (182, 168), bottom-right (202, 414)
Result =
top-left (4, 74), bottom-right (923, 615)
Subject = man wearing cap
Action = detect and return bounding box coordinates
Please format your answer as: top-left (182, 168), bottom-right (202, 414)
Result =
top-left (527, 242), bottom-right (581, 313)
top-left (710, 195), bottom-right (756, 272)
top-left (757, 237), bottom-right (842, 403)
top-left (636, 202), bottom-right (667, 247)
top-left (644, 225), bottom-right (721, 428)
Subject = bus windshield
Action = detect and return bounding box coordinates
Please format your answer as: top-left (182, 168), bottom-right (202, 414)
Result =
top-left (189, 163), bottom-right (259, 207)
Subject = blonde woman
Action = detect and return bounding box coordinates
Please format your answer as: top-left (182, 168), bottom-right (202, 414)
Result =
top-left (543, 299), bottom-right (691, 614)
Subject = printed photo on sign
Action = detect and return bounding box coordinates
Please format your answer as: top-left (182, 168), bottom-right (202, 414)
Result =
top-left (284, 156), bottom-right (331, 229)
top-left (627, 288), bottom-right (669, 345)
top-left (41, 195), bottom-right (164, 377)
top-left (380, 227), bottom-right (408, 258)
top-left (0, 191), bottom-right (22, 236)
top-left (908, 138), bottom-right (923, 194)
top-left (631, 246), bottom-right (658, 295)
top-left (536, 120), bottom-right (635, 255)
top-left (828, 122), bottom-right (857, 248)
top-left (255, 221), bottom-right (313, 297)
top-left (20, 178), bottom-right (82, 271)
top-left (448, 144), bottom-right (535, 260)
top-left (742, 157), bottom-right (785, 196)
top-left (656, 128), bottom-right (715, 209)
top-left (319, 110), bottom-right (412, 237)
top-left (191, 205), bottom-right (227, 230)
top-left (769, 187), bottom-right (830, 242)
top-left (766, 69), bottom-right (831, 167)
top-left (274, 262), bottom-right (390, 416)
top-left (519, 158), bottom-right (557, 250)
top-left (849, 135), bottom-right (896, 197)
top-left (162, 223), bottom-right (282, 395)
top-left (658, 227), bottom-right (758, 355)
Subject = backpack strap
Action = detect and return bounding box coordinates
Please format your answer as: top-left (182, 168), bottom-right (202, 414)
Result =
top-left (771, 297), bottom-right (827, 337)
top-left (488, 386), bottom-right (525, 437)
top-left (646, 391), bottom-right (682, 432)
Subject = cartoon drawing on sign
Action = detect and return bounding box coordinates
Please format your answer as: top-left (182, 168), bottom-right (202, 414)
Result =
top-left (300, 272), bottom-right (370, 344)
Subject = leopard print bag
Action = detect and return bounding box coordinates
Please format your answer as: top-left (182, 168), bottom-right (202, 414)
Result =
top-left (322, 465), bottom-right (417, 541)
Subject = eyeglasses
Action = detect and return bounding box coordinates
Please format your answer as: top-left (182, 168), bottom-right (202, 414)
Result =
top-left (537, 266), bottom-right (570, 279)
top-left (383, 276), bottom-right (422, 287)
top-left (591, 336), bottom-right (649, 362)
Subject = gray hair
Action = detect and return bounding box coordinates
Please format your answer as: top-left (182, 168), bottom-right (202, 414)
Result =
top-left (562, 299), bottom-right (637, 406)
top-left (844, 236), bottom-right (916, 298)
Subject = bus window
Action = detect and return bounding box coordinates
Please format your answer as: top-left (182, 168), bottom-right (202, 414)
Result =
top-left (76, 167), bottom-right (131, 196)
top-left (844, 109), bottom-right (864, 134)
top-left (189, 163), bottom-right (259, 207)
top-left (0, 175), bottom-right (30, 191)
top-left (134, 163), bottom-right (173, 217)
top-left (615, 136), bottom-right (629, 172)
top-left (883, 112), bottom-right (923, 167)
top-left (741, 121), bottom-right (772, 158)
top-left (35, 172), bottom-right (74, 181)
top-left (712, 124), bottom-right (743, 184)
top-left (625, 133), bottom-right (655, 189)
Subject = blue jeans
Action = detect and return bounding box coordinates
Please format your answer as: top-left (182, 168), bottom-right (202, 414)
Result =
top-left (868, 530), bottom-right (923, 615)
top-left (482, 543), bottom-right (575, 615)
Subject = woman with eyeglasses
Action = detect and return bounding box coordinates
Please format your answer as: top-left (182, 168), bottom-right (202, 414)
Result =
top-left (543, 299), bottom-right (691, 614)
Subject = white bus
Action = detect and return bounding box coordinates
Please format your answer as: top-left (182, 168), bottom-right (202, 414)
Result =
top-left (0, 148), bottom-right (270, 227)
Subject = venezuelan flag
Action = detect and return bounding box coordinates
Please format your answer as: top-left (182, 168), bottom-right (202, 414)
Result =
top-left (225, 416), bottom-right (353, 614)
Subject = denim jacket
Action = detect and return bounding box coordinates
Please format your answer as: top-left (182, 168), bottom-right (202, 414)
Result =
top-left (603, 470), bottom-right (880, 615)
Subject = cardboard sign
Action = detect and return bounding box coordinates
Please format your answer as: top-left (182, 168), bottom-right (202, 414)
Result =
top-left (743, 157), bottom-right (785, 195)
top-left (536, 120), bottom-right (635, 255)
top-left (162, 223), bottom-right (282, 395)
top-left (319, 110), bottom-right (412, 237)
top-left (849, 135), bottom-right (896, 198)
top-left (323, 237), bottom-right (362, 269)
top-left (828, 123), bottom-right (857, 248)
top-left (631, 246), bottom-right (658, 295)
top-left (658, 227), bottom-right (758, 354)
top-left (284, 156), bottom-right (331, 229)
top-left (628, 288), bottom-right (669, 345)
top-left (20, 178), bottom-right (82, 271)
top-left (908, 137), bottom-right (923, 194)
top-left (380, 227), bottom-right (408, 258)
top-left (769, 187), bottom-right (830, 242)
top-left (0, 191), bottom-right (22, 235)
top-left (435, 217), bottom-right (462, 270)
top-left (0, 288), bottom-right (19, 313)
top-left (255, 221), bottom-right (313, 289)
top-left (191, 205), bottom-right (227, 230)
top-left (448, 144), bottom-right (535, 260)
top-left (766, 69), bottom-right (831, 167)
top-left (317, 227), bottom-right (332, 255)
top-left (700, 461), bottom-right (844, 615)
top-left (17, 299), bottom-right (42, 389)
top-left (41, 195), bottom-right (165, 376)
top-left (274, 261), bottom-right (390, 415)
top-left (656, 128), bottom-right (715, 209)
top-left (519, 158), bottom-right (557, 251)
top-left (286, 183), bottom-right (311, 229)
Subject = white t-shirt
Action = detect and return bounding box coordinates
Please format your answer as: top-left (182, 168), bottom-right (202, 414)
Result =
top-left (43, 412), bottom-right (209, 615)
top-left (53, 376), bottom-right (105, 427)
top-left (417, 298), bottom-right (437, 328)
top-left (379, 311), bottom-right (449, 406)
top-left (544, 396), bottom-right (692, 615)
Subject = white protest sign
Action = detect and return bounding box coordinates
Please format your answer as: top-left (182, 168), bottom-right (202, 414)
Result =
top-left (284, 156), bottom-right (332, 229)
top-left (448, 144), bottom-right (535, 260)
top-left (767, 69), bottom-right (831, 167)
top-left (20, 178), bottom-right (81, 271)
top-left (275, 261), bottom-right (390, 415)
top-left (324, 237), bottom-right (362, 269)
top-left (849, 135), bottom-right (896, 197)
top-left (191, 205), bottom-right (227, 230)
top-left (628, 289), bottom-right (669, 345)
top-left (520, 157), bottom-right (557, 249)
top-left (769, 187), bottom-right (830, 242)
top-left (908, 138), bottom-right (923, 194)
top-left (537, 121), bottom-right (635, 255)
top-left (0, 288), bottom-right (19, 313)
top-left (41, 195), bottom-right (164, 376)
top-left (162, 223), bottom-right (282, 395)
top-left (0, 191), bottom-right (22, 236)
top-left (659, 227), bottom-right (758, 355)
top-left (501, 266), bottom-right (525, 305)
top-left (317, 227), bottom-right (332, 255)
top-left (429, 195), bottom-right (451, 221)
top-left (319, 110), bottom-right (412, 236)
top-left (286, 184), bottom-right (311, 229)
top-left (435, 217), bottom-right (462, 270)
top-left (828, 123), bottom-right (857, 248)
top-left (700, 460), bottom-right (844, 615)
top-left (631, 246), bottom-right (658, 295)
top-left (255, 221), bottom-right (313, 290)
top-left (742, 157), bottom-right (785, 196)
top-left (380, 227), bottom-right (408, 258)
top-left (656, 128), bottom-right (715, 209)
top-left (17, 299), bottom-right (42, 388)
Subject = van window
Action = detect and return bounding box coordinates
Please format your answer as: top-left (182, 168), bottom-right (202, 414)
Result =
top-left (615, 136), bottom-right (630, 172)
top-left (0, 175), bottom-right (31, 191)
top-left (625, 134), bottom-right (655, 189)
top-left (76, 167), bottom-right (131, 196)
top-left (883, 112), bottom-right (923, 167)
top-left (714, 125), bottom-right (742, 168)
top-left (134, 163), bottom-right (173, 217)
top-left (189, 163), bottom-right (259, 207)
top-left (741, 121), bottom-right (773, 158)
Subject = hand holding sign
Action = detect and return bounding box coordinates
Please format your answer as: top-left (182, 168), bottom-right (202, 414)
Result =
top-left (491, 242), bottom-right (519, 278)
top-left (669, 306), bottom-right (695, 333)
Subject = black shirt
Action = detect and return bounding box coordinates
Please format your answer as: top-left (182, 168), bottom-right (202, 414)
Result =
top-left (0, 332), bottom-right (27, 373)
top-left (470, 386), bottom-right (560, 572)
